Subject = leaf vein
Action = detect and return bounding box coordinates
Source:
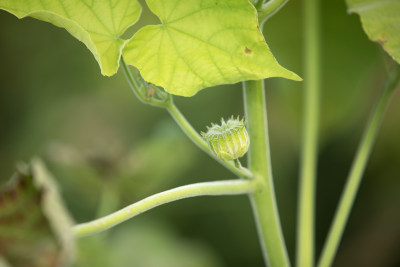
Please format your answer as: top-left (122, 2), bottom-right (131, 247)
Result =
top-left (165, 29), bottom-right (207, 86)
top-left (166, 5), bottom-right (246, 25)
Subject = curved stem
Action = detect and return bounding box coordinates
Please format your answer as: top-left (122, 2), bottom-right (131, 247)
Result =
top-left (243, 80), bottom-right (290, 267)
top-left (296, 0), bottom-right (320, 265)
top-left (317, 67), bottom-right (400, 267)
top-left (73, 179), bottom-right (258, 238)
top-left (258, 0), bottom-right (289, 26)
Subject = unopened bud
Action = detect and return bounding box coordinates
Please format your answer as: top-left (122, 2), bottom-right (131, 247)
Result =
top-left (201, 117), bottom-right (249, 161)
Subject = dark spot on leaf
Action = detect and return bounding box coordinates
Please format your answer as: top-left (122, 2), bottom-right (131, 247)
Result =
top-left (244, 47), bottom-right (252, 54)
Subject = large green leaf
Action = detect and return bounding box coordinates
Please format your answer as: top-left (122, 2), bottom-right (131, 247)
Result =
top-left (0, 159), bottom-right (74, 267)
top-left (0, 0), bottom-right (142, 76)
top-left (123, 0), bottom-right (301, 97)
top-left (347, 0), bottom-right (400, 64)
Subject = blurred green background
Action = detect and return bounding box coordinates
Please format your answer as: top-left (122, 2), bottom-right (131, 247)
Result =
top-left (1, 0), bottom-right (400, 266)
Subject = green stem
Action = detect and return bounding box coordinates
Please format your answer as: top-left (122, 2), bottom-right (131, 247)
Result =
top-left (243, 80), bottom-right (290, 267)
top-left (317, 67), bottom-right (400, 267)
top-left (296, 0), bottom-right (320, 265)
top-left (73, 179), bottom-right (257, 238)
top-left (258, 0), bottom-right (289, 26)
top-left (166, 100), bottom-right (252, 178)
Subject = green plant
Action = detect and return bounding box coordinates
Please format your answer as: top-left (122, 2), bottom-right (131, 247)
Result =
top-left (0, 0), bottom-right (399, 266)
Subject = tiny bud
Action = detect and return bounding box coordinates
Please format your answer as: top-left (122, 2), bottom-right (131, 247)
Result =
top-left (201, 117), bottom-right (250, 161)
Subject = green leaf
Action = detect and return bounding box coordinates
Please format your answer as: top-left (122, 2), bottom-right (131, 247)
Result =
top-left (123, 0), bottom-right (301, 97)
top-left (0, 159), bottom-right (74, 267)
top-left (346, 0), bottom-right (400, 64)
top-left (0, 0), bottom-right (142, 76)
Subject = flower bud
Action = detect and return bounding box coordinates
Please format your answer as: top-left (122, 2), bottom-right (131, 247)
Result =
top-left (201, 117), bottom-right (250, 161)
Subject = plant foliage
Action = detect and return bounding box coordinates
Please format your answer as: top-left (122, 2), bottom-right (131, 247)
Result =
top-left (0, 0), bottom-right (300, 97)
top-left (124, 0), bottom-right (300, 96)
top-left (347, 0), bottom-right (400, 63)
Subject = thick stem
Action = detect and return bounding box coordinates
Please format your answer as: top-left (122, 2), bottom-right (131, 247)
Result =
top-left (296, 0), bottom-right (320, 265)
top-left (73, 179), bottom-right (257, 238)
top-left (317, 68), bottom-right (400, 267)
top-left (243, 80), bottom-right (290, 267)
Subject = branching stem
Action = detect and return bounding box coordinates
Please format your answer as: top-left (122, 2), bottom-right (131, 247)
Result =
top-left (73, 179), bottom-right (258, 238)
top-left (117, 1), bottom-right (298, 264)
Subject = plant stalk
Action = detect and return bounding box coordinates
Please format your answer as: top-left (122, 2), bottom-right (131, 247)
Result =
top-left (243, 80), bottom-right (290, 267)
top-left (296, 0), bottom-right (320, 265)
top-left (317, 67), bottom-right (400, 267)
top-left (73, 179), bottom-right (257, 238)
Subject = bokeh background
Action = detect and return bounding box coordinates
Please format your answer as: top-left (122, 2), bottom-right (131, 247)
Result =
top-left (1, 0), bottom-right (399, 266)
